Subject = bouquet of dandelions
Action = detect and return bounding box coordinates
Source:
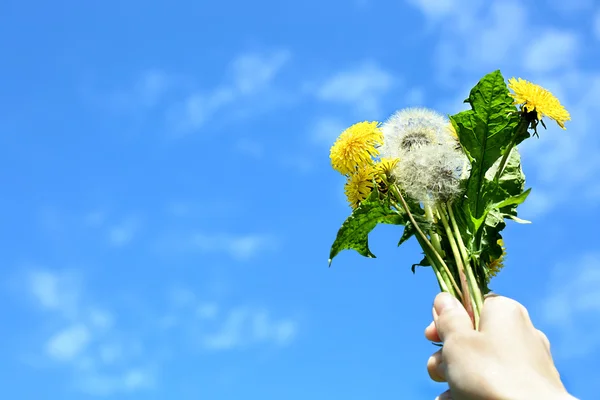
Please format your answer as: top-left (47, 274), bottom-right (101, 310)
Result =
top-left (328, 70), bottom-right (570, 329)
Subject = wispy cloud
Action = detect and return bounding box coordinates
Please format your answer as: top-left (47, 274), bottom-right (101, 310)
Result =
top-left (107, 216), bottom-right (140, 247)
top-left (24, 269), bottom-right (155, 396)
top-left (311, 62), bottom-right (395, 115)
top-left (229, 51), bottom-right (291, 95)
top-left (190, 233), bottom-right (276, 260)
top-left (28, 270), bottom-right (81, 317)
top-left (46, 324), bottom-right (92, 362)
top-left (539, 253), bottom-right (600, 359)
top-left (234, 138), bottom-right (264, 159)
top-left (406, 0), bottom-right (459, 20)
top-left (109, 69), bottom-right (172, 112)
top-left (409, 0), bottom-right (599, 218)
top-left (594, 10), bottom-right (600, 40)
top-left (168, 49), bottom-right (291, 134)
top-left (202, 307), bottom-right (297, 351)
top-left (523, 30), bottom-right (580, 73)
top-left (159, 232), bottom-right (277, 260)
top-left (159, 286), bottom-right (299, 351)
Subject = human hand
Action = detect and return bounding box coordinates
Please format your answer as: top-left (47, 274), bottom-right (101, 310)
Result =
top-left (424, 293), bottom-right (576, 400)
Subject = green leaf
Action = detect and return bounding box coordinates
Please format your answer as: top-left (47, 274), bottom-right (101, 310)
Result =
top-left (485, 147), bottom-right (525, 198)
top-left (451, 70), bottom-right (520, 222)
top-left (411, 256), bottom-right (431, 273)
top-left (398, 222), bottom-right (415, 246)
top-left (329, 193), bottom-right (407, 266)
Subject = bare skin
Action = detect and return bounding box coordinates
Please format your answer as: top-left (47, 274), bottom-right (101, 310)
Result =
top-left (424, 293), bottom-right (577, 400)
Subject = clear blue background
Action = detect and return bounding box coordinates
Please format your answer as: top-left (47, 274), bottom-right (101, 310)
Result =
top-left (1, 0), bottom-right (599, 398)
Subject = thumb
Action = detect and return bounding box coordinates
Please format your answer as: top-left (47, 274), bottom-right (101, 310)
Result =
top-left (433, 292), bottom-right (473, 341)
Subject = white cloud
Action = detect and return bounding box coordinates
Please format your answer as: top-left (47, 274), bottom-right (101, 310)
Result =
top-left (594, 10), bottom-right (600, 40)
top-left (169, 50), bottom-right (290, 133)
top-left (78, 368), bottom-right (155, 396)
top-left (172, 88), bottom-right (235, 132)
top-left (24, 269), bottom-right (154, 396)
top-left (408, 0), bottom-right (526, 82)
top-left (46, 324), bottom-right (91, 361)
top-left (107, 217), bottom-right (140, 247)
top-left (202, 308), bottom-right (297, 350)
top-left (28, 270), bottom-right (80, 317)
top-left (518, 71), bottom-right (600, 215)
top-left (88, 309), bottom-right (114, 330)
top-left (539, 253), bottom-right (600, 358)
top-left (189, 233), bottom-right (276, 260)
top-left (110, 69), bottom-right (171, 112)
top-left (234, 138), bottom-right (264, 159)
top-left (407, 0), bottom-right (459, 19)
top-left (547, 0), bottom-right (594, 13)
top-left (230, 50), bottom-right (291, 95)
top-left (314, 62), bottom-right (395, 115)
top-left (523, 30), bottom-right (579, 73)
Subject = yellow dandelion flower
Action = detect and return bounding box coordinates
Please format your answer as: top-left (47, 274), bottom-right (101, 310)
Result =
top-left (344, 165), bottom-right (376, 209)
top-left (508, 78), bottom-right (571, 129)
top-left (375, 157), bottom-right (400, 176)
top-left (487, 239), bottom-right (506, 282)
top-left (330, 121), bottom-right (384, 175)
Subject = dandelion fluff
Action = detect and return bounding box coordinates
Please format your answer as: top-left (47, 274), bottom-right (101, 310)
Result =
top-left (380, 107), bottom-right (451, 159)
top-left (395, 144), bottom-right (470, 203)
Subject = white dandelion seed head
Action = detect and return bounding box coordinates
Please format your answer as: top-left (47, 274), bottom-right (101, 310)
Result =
top-left (380, 107), bottom-right (451, 159)
top-left (394, 144), bottom-right (471, 203)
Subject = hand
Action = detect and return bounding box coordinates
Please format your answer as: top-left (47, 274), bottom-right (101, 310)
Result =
top-left (424, 293), bottom-right (576, 400)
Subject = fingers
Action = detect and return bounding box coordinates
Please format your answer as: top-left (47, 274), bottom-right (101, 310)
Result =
top-left (537, 329), bottom-right (550, 351)
top-left (479, 295), bottom-right (531, 333)
top-left (435, 389), bottom-right (452, 400)
top-left (427, 349), bottom-right (446, 382)
top-left (425, 320), bottom-right (441, 342)
top-left (433, 292), bottom-right (473, 341)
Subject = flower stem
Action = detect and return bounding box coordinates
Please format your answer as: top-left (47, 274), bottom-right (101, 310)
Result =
top-left (389, 184), bottom-right (462, 298)
top-left (436, 204), bottom-right (478, 328)
top-left (424, 203), bottom-right (444, 256)
top-left (415, 235), bottom-right (452, 295)
top-left (446, 204), bottom-right (483, 311)
top-left (445, 203), bottom-right (483, 329)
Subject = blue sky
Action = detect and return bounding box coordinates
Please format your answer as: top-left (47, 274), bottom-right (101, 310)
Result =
top-left (1, 0), bottom-right (599, 398)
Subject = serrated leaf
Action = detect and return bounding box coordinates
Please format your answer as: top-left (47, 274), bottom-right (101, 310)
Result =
top-left (329, 193), bottom-right (407, 266)
top-left (451, 70), bottom-right (520, 222)
top-left (398, 222), bottom-right (415, 246)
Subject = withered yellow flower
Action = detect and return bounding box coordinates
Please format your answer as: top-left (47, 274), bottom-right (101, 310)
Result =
top-left (487, 239), bottom-right (506, 282)
top-left (375, 157), bottom-right (400, 176)
top-left (508, 78), bottom-right (571, 129)
top-left (344, 165), bottom-right (376, 209)
top-left (330, 121), bottom-right (384, 175)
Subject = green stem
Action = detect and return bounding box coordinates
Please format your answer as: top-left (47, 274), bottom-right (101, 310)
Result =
top-left (436, 204), bottom-right (478, 328)
top-left (446, 203), bottom-right (483, 327)
top-left (415, 235), bottom-right (452, 295)
top-left (494, 117), bottom-right (529, 182)
top-left (424, 203), bottom-right (444, 256)
top-left (389, 185), bottom-right (462, 298)
top-left (423, 202), bottom-right (456, 295)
